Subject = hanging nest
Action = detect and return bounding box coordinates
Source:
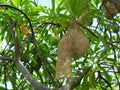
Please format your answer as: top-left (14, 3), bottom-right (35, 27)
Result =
top-left (102, 0), bottom-right (118, 19)
top-left (56, 18), bottom-right (89, 79)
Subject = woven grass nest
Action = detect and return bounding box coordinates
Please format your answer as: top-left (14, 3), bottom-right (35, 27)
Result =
top-left (56, 18), bottom-right (89, 79)
top-left (102, 0), bottom-right (117, 19)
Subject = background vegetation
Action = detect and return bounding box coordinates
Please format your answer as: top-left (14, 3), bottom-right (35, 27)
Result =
top-left (0, 0), bottom-right (120, 90)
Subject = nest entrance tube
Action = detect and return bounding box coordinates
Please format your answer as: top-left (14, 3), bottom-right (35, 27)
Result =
top-left (56, 57), bottom-right (72, 79)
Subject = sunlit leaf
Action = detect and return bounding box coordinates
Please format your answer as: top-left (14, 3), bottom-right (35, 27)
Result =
top-left (11, 0), bottom-right (21, 7)
top-left (64, 0), bottom-right (90, 17)
top-left (51, 0), bottom-right (55, 13)
top-left (101, 67), bottom-right (112, 82)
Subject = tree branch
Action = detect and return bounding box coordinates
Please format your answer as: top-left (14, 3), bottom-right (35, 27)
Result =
top-left (57, 66), bottom-right (91, 90)
top-left (9, 20), bottom-right (51, 90)
top-left (0, 56), bottom-right (13, 61)
top-left (15, 59), bottom-right (51, 90)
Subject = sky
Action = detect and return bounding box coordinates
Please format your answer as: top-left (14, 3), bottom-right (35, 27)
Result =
top-left (35, 0), bottom-right (51, 7)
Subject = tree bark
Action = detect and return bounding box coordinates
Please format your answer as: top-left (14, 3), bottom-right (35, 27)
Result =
top-left (15, 59), bottom-right (51, 90)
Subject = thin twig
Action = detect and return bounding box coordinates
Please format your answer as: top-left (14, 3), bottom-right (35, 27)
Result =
top-left (35, 22), bottom-right (61, 31)
top-left (0, 56), bottom-right (13, 61)
top-left (78, 22), bottom-right (120, 50)
top-left (112, 66), bottom-right (120, 89)
top-left (5, 65), bottom-right (18, 90)
top-left (1, 36), bottom-right (12, 55)
top-left (32, 39), bottom-right (59, 87)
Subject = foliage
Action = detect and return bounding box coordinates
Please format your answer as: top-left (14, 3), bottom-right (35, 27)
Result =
top-left (0, 0), bottom-right (120, 90)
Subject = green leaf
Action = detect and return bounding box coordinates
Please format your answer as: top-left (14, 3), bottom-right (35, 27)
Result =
top-left (64, 0), bottom-right (74, 16)
top-left (64, 0), bottom-right (90, 17)
top-left (101, 67), bottom-right (112, 82)
top-left (89, 70), bottom-right (96, 89)
top-left (85, 30), bottom-right (98, 41)
top-left (95, 31), bottom-right (110, 50)
top-left (0, 86), bottom-right (5, 90)
top-left (39, 43), bottom-right (50, 56)
top-left (50, 36), bottom-right (60, 46)
top-left (51, 0), bottom-right (55, 13)
top-left (81, 74), bottom-right (89, 90)
top-left (11, 0), bottom-right (21, 7)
